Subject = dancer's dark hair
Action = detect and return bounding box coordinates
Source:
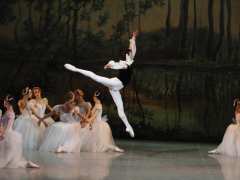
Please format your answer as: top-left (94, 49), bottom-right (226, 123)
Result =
top-left (234, 98), bottom-right (240, 114)
top-left (64, 91), bottom-right (75, 102)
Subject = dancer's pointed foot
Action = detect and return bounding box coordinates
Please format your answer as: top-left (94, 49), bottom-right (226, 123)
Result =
top-left (55, 146), bottom-right (66, 153)
top-left (115, 147), bottom-right (124, 153)
top-left (208, 149), bottom-right (219, 154)
top-left (26, 161), bottom-right (40, 168)
top-left (64, 64), bottom-right (78, 72)
top-left (126, 126), bottom-right (135, 138)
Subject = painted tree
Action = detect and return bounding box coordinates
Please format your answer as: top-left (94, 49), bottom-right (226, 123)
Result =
top-left (165, 0), bottom-right (171, 37)
top-left (213, 0), bottom-right (225, 60)
top-left (15, 0), bottom-right (23, 45)
top-left (178, 0), bottom-right (189, 50)
top-left (191, 0), bottom-right (197, 58)
top-left (206, 0), bottom-right (214, 59)
top-left (226, 0), bottom-right (232, 59)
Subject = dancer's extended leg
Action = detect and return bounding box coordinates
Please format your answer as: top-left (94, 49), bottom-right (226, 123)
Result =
top-left (64, 64), bottom-right (120, 88)
top-left (109, 90), bottom-right (134, 137)
top-left (65, 63), bottom-right (134, 137)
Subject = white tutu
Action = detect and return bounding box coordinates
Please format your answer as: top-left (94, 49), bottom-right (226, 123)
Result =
top-left (39, 122), bottom-right (83, 152)
top-left (39, 104), bottom-right (86, 152)
top-left (81, 118), bottom-right (121, 153)
top-left (213, 124), bottom-right (240, 157)
top-left (81, 102), bottom-right (122, 152)
top-left (0, 130), bottom-right (28, 168)
top-left (14, 114), bottom-right (43, 150)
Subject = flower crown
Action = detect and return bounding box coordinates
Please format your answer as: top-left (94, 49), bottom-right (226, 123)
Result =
top-left (22, 87), bottom-right (31, 96)
top-left (5, 95), bottom-right (14, 102)
top-left (233, 98), bottom-right (240, 107)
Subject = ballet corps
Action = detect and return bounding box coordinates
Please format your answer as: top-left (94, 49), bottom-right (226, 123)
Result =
top-left (1, 30), bottom-right (239, 169)
top-left (0, 31), bottom-right (137, 168)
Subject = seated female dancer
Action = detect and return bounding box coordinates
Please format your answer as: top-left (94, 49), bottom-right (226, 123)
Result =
top-left (208, 99), bottom-right (240, 156)
top-left (80, 91), bottom-right (124, 153)
top-left (39, 91), bottom-right (87, 153)
top-left (14, 87), bottom-right (45, 150)
top-left (0, 95), bottom-right (39, 168)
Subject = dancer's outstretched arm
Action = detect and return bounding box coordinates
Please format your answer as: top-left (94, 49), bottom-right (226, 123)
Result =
top-left (129, 31), bottom-right (137, 59)
top-left (104, 31), bottom-right (138, 70)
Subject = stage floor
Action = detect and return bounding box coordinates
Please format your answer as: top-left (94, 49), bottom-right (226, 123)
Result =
top-left (0, 140), bottom-right (237, 180)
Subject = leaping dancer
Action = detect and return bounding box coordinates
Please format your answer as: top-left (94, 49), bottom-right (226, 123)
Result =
top-left (64, 31), bottom-right (138, 138)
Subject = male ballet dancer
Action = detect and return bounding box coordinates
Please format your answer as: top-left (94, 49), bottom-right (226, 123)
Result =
top-left (64, 31), bottom-right (138, 137)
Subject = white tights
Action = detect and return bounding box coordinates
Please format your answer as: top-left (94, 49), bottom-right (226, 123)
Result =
top-left (73, 68), bottom-right (133, 131)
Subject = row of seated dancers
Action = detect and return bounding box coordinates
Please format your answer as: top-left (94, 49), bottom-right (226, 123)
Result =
top-left (0, 86), bottom-right (123, 168)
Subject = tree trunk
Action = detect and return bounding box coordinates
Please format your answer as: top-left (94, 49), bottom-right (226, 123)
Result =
top-left (14, 0), bottom-right (22, 45)
top-left (165, 0), bottom-right (171, 37)
top-left (124, 0), bottom-right (131, 37)
top-left (27, 0), bottom-right (34, 52)
top-left (213, 0), bottom-right (225, 60)
top-left (44, 1), bottom-right (52, 33)
top-left (57, 0), bottom-right (63, 23)
top-left (72, 5), bottom-right (79, 60)
top-left (178, 0), bottom-right (189, 50)
top-left (175, 73), bottom-right (183, 130)
top-left (206, 0), bottom-right (214, 59)
top-left (226, 0), bottom-right (232, 60)
top-left (137, 0), bottom-right (142, 33)
top-left (37, 1), bottom-right (44, 33)
top-left (132, 72), bottom-right (145, 122)
top-left (65, 1), bottom-right (71, 48)
top-left (191, 0), bottom-right (197, 58)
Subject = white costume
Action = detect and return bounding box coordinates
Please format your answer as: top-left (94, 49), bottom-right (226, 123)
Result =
top-left (39, 105), bottom-right (86, 152)
top-left (209, 114), bottom-right (240, 156)
top-left (64, 36), bottom-right (137, 137)
top-left (81, 103), bottom-right (123, 152)
top-left (0, 110), bottom-right (38, 168)
top-left (14, 101), bottom-right (43, 150)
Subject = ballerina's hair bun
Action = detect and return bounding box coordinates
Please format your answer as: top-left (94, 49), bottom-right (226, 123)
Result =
top-left (5, 95), bottom-right (15, 105)
top-left (22, 87), bottom-right (31, 96)
top-left (64, 91), bottom-right (75, 102)
top-left (74, 89), bottom-right (84, 97)
top-left (233, 98), bottom-right (240, 107)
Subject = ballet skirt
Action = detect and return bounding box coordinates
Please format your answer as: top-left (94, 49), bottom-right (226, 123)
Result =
top-left (212, 114), bottom-right (240, 157)
top-left (0, 111), bottom-right (28, 168)
top-left (81, 104), bottom-right (122, 152)
top-left (39, 105), bottom-right (86, 152)
top-left (13, 101), bottom-right (43, 150)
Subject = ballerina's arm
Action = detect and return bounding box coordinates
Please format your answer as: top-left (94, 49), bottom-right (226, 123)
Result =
top-left (44, 98), bottom-right (53, 112)
top-left (104, 31), bottom-right (137, 70)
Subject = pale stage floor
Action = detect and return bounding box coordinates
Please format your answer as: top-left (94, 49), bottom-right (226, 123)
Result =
top-left (0, 140), bottom-right (238, 180)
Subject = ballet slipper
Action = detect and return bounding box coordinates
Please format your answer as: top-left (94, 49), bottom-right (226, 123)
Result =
top-left (115, 147), bottom-right (124, 153)
top-left (55, 146), bottom-right (66, 153)
top-left (26, 161), bottom-right (40, 168)
top-left (208, 149), bottom-right (219, 154)
top-left (126, 126), bottom-right (135, 138)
